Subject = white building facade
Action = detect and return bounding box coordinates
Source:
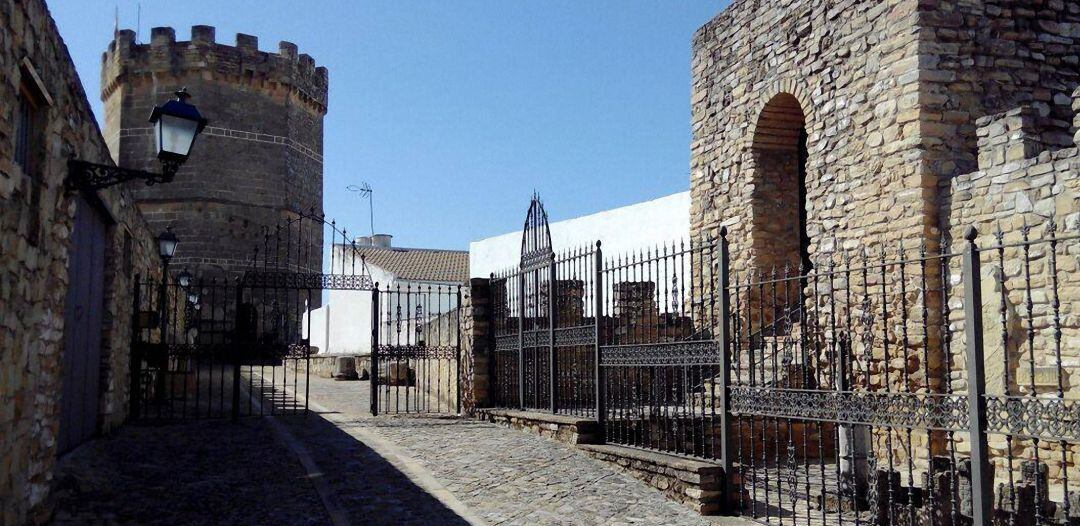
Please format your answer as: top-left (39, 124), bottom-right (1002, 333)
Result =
top-left (469, 191), bottom-right (690, 277)
top-left (304, 238), bottom-right (467, 355)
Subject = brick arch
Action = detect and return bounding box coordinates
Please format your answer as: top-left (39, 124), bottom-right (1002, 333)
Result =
top-left (751, 93), bottom-right (806, 151)
top-left (741, 80), bottom-right (815, 153)
top-left (745, 88), bottom-right (812, 321)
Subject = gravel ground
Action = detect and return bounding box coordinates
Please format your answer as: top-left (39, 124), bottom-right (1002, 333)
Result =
top-left (48, 419), bottom-right (330, 526)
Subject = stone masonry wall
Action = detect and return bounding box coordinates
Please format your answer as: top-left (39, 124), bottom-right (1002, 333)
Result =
top-left (691, 0), bottom-right (1080, 488)
top-left (101, 26), bottom-right (328, 281)
top-left (691, 0), bottom-right (1079, 282)
top-left (945, 112), bottom-right (1080, 487)
top-left (1, 1), bottom-right (164, 523)
top-left (691, 0), bottom-right (927, 278)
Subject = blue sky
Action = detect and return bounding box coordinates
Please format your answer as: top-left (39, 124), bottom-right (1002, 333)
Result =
top-left (51, 1), bottom-right (726, 250)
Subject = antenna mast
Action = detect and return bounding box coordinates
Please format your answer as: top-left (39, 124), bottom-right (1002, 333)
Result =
top-left (346, 183), bottom-right (375, 237)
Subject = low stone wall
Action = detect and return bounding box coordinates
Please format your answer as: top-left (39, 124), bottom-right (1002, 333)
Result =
top-left (579, 444), bottom-right (725, 515)
top-left (473, 408), bottom-right (602, 445)
top-left (473, 408), bottom-right (725, 515)
top-left (288, 354), bottom-right (371, 380)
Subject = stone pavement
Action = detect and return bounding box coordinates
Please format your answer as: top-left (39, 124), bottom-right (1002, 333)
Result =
top-left (285, 370), bottom-right (746, 526)
top-left (48, 419), bottom-right (329, 526)
top-left (48, 371), bottom-right (750, 526)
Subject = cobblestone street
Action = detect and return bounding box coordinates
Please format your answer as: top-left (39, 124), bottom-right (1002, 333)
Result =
top-left (49, 370), bottom-right (744, 526)
top-left (287, 371), bottom-right (733, 526)
top-left (49, 419), bottom-right (329, 526)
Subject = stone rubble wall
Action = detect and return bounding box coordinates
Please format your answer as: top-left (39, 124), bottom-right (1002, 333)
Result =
top-left (690, 0), bottom-right (928, 277)
top-left (690, 0), bottom-right (1080, 501)
top-left (945, 125), bottom-right (1080, 487)
top-left (0, 1), bottom-right (166, 523)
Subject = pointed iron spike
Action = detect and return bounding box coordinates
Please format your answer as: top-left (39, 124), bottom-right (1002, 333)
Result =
top-left (1046, 217), bottom-right (1057, 236)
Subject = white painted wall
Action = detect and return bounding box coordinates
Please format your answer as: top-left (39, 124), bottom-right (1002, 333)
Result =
top-left (469, 191), bottom-right (691, 277)
top-left (303, 259), bottom-right (460, 356)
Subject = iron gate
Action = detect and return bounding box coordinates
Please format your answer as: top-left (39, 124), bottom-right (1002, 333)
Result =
top-left (371, 283), bottom-right (463, 415)
top-left (491, 197), bottom-right (599, 416)
top-left (487, 196), bottom-right (1080, 524)
top-left (129, 209), bottom-right (469, 421)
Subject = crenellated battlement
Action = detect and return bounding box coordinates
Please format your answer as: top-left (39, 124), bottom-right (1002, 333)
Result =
top-left (101, 25), bottom-right (328, 114)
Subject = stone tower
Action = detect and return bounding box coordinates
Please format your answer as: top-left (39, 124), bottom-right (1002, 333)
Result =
top-left (101, 26), bottom-right (327, 279)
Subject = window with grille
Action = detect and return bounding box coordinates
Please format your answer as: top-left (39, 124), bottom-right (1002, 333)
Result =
top-left (14, 68), bottom-right (48, 246)
top-left (14, 92), bottom-right (34, 170)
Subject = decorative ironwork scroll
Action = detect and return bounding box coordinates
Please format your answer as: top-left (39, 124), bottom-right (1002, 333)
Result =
top-left (600, 341), bottom-right (719, 366)
top-left (378, 345), bottom-right (458, 361)
top-left (521, 329), bottom-right (550, 348)
top-left (729, 387), bottom-right (971, 432)
top-left (986, 395), bottom-right (1080, 441)
top-left (520, 194), bottom-right (554, 271)
top-left (553, 325), bottom-right (595, 347)
top-left (495, 335), bottom-right (518, 352)
top-left (241, 271), bottom-right (374, 290)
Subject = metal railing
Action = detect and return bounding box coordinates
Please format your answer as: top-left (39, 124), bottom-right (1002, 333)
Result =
top-left (482, 219), bottom-right (1080, 525)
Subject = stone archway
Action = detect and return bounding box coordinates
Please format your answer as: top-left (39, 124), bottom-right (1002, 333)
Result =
top-left (749, 92), bottom-right (811, 278)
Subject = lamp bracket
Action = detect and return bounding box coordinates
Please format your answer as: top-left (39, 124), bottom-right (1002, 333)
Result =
top-left (65, 158), bottom-right (180, 192)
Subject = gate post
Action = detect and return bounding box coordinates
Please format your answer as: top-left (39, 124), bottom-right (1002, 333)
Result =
top-left (456, 285), bottom-right (463, 415)
top-left (517, 271), bottom-right (526, 410)
top-left (716, 229), bottom-right (734, 505)
top-left (962, 226), bottom-right (992, 525)
top-left (371, 285), bottom-right (380, 416)
top-left (594, 241), bottom-right (605, 433)
top-left (548, 258), bottom-right (557, 414)
top-left (232, 279), bottom-right (243, 421)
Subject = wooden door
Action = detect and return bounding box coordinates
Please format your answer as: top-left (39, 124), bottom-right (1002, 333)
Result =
top-left (59, 195), bottom-right (109, 454)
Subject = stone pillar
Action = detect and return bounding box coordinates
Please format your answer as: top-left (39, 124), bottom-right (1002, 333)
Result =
top-left (461, 278), bottom-right (493, 413)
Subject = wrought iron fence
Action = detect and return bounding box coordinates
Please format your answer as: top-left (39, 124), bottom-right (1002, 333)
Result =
top-left (130, 276), bottom-right (310, 421)
top-left (599, 237), bottom-right (722, 458)
top-left (482, 214), bottom-right (1079, 525)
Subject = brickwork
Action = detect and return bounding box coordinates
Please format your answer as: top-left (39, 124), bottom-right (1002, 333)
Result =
top-left (101, 26), bottom-right (328, 280)
top-left (1, 1), bottom-right (165, 523)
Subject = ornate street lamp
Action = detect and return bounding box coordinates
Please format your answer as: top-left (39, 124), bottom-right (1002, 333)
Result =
top-left (157, 227), bottom-right (179, 266)
top-left (156, 226), bottom-right (180, 342)
top-left (177, 269), bottom-right (193, 288)
top-left (66, 88), bottom-right (208, 191)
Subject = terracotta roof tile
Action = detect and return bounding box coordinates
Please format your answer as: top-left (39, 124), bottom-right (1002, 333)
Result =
top-left (353, 246), bottom-right (468, 283)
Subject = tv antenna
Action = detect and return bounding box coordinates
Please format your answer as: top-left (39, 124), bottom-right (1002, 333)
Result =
top-left (346, 183), bottom-right (375, 237)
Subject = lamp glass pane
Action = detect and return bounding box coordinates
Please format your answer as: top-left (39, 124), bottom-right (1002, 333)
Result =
top-left (156, 114), bottom-right (199, 157)
top-left (158, 237), bottom-right (178, 258)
